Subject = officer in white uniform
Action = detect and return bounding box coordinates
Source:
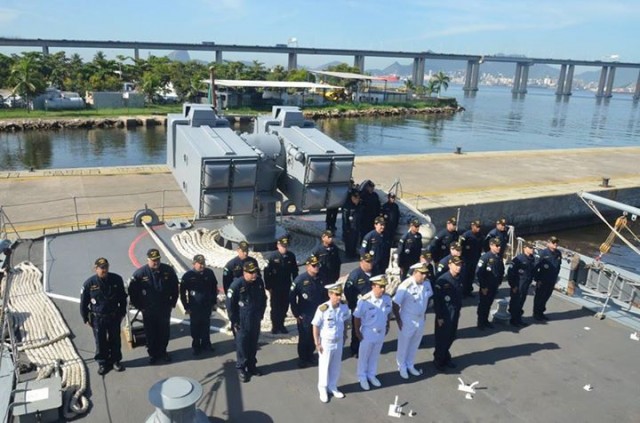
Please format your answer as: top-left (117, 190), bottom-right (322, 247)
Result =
top-left (312, 282), bottom-right (351, 403)
top-left (353, 274), bottom-right (392, 390)
top-left (392, 262), bottom-right (433, 379)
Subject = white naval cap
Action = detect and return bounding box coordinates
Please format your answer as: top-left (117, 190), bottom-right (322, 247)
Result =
top-left (324, 282), bottom-right (343, 294)
top-left (410, 262), bottom-right (430, 274)
top-left (370, 274), bottom-right (388, 286)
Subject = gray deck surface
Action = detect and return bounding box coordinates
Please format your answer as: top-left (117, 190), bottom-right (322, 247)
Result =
top-left (8, 231), bottom-right (640, 422)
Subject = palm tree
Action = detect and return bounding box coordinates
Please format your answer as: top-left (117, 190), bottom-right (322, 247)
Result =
top-left (430, 71), bottom-right (451, 98)
top-left (10, 56), bottom-right (45, 111)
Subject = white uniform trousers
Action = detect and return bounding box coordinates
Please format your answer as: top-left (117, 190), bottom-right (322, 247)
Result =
top-left (318, 339), bottom-right (344, 393)
top-left (357, 336), bottom-right (384, 379)
top-left (396, 313), bottom-right (425, 371)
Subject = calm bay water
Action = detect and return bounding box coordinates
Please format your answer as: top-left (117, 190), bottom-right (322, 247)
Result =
top-left (1, 85), bottom-right (640, 170)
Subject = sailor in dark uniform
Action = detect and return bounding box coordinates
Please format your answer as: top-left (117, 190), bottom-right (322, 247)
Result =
top-left (507, 241), bottom-right (535, 327)
top-left (227, 261), bottom-right (267, 382)
top-left (483, 217), bottom-right (509, 258)
top-left (435, 242), bottom-right (464, 281)
top-left (533, 236), bottom-right (563, 321)
top-left (460, 220), bottom-right (483, 297)
top-left (429, 217), bottom-right (459, 263)
top-left (128, 248), bottom-right (179, 364)
top-left (264, 236), bottom-right (298, 334)
top-left (313, 230), bottom-right (342, 286)
top-left (344, 253), bottom-right (374, 357)
top-left (359, 180), bottom-right (381, 239)
top-left (80, 257), bottom-right (127, 375)
top-left (397, 218), bottom-right (423, 279)
top-left (419, 251), bottom-right (438, 287)
top-left (380, 192), bottom-right (400, 246)
top-left (360, 216), bottom-right (390, 275)
top-left (475, 238), bottom-right (505, 330)
top-left (433, 256), bottom-right (464, 371)
top-left (180, 254), bottom-right (218, 355)
top-left (289, 255), bottom-right (327, 368)
top-left (222, 241), bottom-right (259, 294)
top-left (342, 189), bottom-right (363, 259)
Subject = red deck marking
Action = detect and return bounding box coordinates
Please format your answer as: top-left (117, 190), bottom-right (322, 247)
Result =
top-left (128, 230), bottom-right (149, 268)
top-left (128, 224), bottom-right (168, 268)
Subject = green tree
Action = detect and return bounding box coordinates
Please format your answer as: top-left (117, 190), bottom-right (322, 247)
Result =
top-left (267, 65), bottom-right (287, 81)
top-left (41, 51), bottom-right (70, 89)
top-left (9, 55), bottom-right (46, 110)
top-left (64, 53), bottom-right (89, 94)
top-left (140, 71), bottom-right (162, 103)
top-left (243, 60), bottom-right (267, 80)
top-left (87, 51), bottom-right (121, 91)
top-left (287, 68), bottom-right (312, 82)
top-left (169, 61), bottom-right (207, 102)
top-left (429, 71), bottom-right (451, 98)
top-left (0, 54), bottom-right (15, 89)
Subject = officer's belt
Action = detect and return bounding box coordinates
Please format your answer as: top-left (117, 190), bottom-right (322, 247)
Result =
top-left (322, 337), bottom-right (343, 344)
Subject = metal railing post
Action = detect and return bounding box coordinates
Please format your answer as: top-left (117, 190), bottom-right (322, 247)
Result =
top-left (72, 196), bottom-right (80, 230)
top-left (161, 190), bottom-right (166, 221)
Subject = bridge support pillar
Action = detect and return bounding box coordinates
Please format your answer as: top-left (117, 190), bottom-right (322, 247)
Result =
top-left (555, 64), bottom-right (567, 95)
top-left (634, 70), bottom-right (640, 101)
top-left (42, 45), bottom-right (49, 55)
top-left (287, 53), bottom-right (297, 71)
top-left (215, 50), bottom-right (223, 64)
top-left (563, 65), bottom-right (574, 95)
top-left (596, 66), bottom-right (608, 97)
top-left (134, 48), bottom-right (139, 61)
top-left (604, 66), bottom-right (616, 98)
top-left (519, 64), bottom-right (529, 94)
top-left (511, 63), bottom-right (530, 94)
top-left (463, 60), bottom-right (480, 92)
top-left (412, 57), bottom-right (425, 87)
top-left (354, 55), bottom-right (365, 73)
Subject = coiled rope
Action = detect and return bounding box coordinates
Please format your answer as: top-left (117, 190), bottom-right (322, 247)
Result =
top-left (3, 262), bottom-right (89, 419)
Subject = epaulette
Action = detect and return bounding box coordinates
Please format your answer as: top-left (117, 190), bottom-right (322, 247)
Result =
top-left (361, 291), bottom-right (373, 301)
top-left (319, 304), bottom-right (329, 312)
top-left (398, 279), bottom-right (413, 290)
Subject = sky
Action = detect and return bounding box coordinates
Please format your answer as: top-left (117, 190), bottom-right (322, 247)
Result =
top-left (1, 0), bottom-right (639, 69)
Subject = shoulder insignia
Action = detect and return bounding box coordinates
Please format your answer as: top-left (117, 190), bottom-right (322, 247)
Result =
top-left (362, 292), bottom-right (372, 300)
top-left (398, 279), bottom-right (412, 290)
top-left (319, 304), bottom-right (329, 312)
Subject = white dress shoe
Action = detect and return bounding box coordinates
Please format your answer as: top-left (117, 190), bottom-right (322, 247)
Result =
top-left (359, 378), bottom-right (370, 391)
top-left (399, 368), bottom-right (409, 379)
top-left (331, 390), bottom-right (345, 399)
top-left (368, 376), bottom-right (382, 387)
top-left (408, 366), bottom-right (423, 376)
top-left (319, 391), bottom-right (329, 403)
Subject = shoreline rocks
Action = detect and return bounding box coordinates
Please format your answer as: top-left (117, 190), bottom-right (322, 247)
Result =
top-left (0, 106), bottom-right (463, 132)
top-left (0, 116), bottom-right (167, 132)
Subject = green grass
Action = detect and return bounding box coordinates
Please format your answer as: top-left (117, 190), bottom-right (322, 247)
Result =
top-left (0, 98), bottom-right (457, 120)
top-left (0, 105), bottom-right (182, 120)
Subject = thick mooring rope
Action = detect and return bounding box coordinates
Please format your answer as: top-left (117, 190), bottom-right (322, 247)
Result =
top-left (4, 262), bottom-right (89, 419)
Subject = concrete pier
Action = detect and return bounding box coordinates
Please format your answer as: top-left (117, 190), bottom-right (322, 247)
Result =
top-left (2, 147), bottom-right (640, 238)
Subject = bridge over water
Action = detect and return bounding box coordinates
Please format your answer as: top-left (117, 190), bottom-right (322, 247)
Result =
top-left (1, 37), bottom-right (639, 99)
